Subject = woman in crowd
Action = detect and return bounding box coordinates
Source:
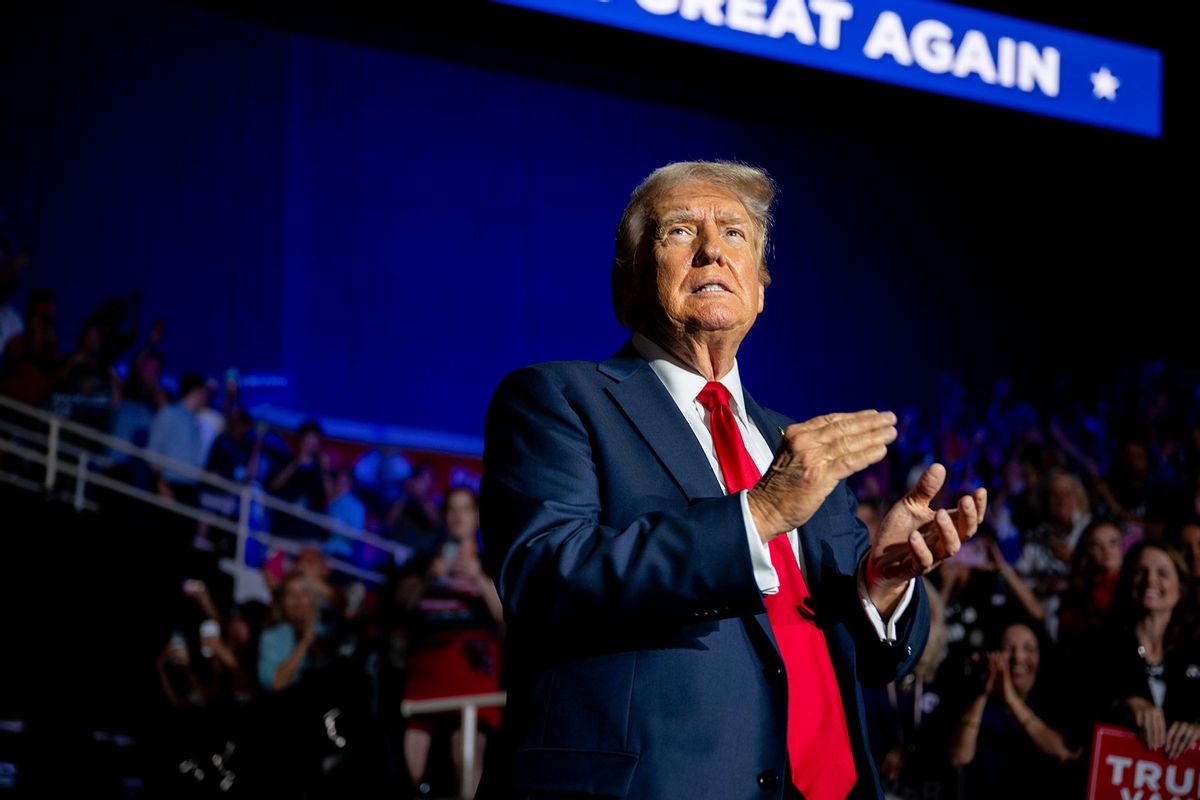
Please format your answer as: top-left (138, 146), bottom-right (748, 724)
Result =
top-left (1015, 470), bottom-right (1092, 638)
top-left (1098, 541), bottom-right (1199, 758)
top-left (949, 621), bottom-right (1079, 799)
top-left (258, 571), bottom-right (327, 692)
top-left (402, 486), bottom-right (503, 798)
top-left (1058, 518), bottom-right (1125, 649)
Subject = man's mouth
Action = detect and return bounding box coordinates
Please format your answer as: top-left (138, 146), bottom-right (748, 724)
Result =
top-left (693, 281), bottom-right (731, 294)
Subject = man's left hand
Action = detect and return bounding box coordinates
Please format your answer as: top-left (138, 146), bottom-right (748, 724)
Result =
top-left (865, 463), bottom-right (986, 614)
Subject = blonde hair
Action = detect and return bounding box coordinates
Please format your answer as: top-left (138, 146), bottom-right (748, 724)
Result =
top-left (611, 160), bottom-right (776, 328)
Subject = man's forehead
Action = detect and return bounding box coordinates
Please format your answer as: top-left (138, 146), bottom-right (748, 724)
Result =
top-left (652, 181), bottom-right (750, 220)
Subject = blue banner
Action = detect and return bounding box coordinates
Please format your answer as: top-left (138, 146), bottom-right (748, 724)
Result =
top-left (492, 0), bottom-right (1161, 137)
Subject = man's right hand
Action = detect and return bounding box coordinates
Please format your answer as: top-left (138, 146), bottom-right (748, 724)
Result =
top-left (746, 410), bottom-right (897, 541)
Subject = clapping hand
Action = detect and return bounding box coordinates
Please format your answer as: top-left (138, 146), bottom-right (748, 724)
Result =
top-left (748, 409), bottom-right (897, 540)
top-left (865, 464), bottom-right (987, 612)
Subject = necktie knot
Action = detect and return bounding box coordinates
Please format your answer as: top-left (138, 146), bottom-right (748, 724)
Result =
top-left (695, 381), bottom-right (732, 413)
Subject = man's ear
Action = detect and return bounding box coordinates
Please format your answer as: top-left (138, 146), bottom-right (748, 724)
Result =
top-left (757, 279), bottom-right (765, 313)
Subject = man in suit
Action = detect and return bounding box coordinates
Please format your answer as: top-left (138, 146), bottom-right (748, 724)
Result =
top-left (477, 161), bottom-right (986, 799)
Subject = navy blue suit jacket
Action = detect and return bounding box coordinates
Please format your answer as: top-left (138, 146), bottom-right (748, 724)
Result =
top-left (477, 340), bottom-right (929, 800)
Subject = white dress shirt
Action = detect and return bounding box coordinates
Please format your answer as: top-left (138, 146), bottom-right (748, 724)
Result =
top-left (631, 332), bottom-right (914, 642)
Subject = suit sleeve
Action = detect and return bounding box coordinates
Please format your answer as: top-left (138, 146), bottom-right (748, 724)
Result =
top-left (480, 366), bottom-right (767, 632)
top-left (835, 481), bottom-right (931, 687)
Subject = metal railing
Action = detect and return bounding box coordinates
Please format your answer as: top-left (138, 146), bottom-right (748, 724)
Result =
top-left (0, 393), bottom-right (412, 584)
top-left (401, 692), bottom-right (507, 799)
top-left (1, 393), bottom-right (509, 796)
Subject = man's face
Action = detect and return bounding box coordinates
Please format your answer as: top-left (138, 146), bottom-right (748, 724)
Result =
top-left (642, 181), bottom-right (765, 339)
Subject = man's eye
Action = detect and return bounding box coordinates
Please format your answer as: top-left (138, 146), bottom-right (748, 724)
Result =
top-left (725, 229), bottom-right (746, 239)
top-left (668, 227), bottom-right (691, 237)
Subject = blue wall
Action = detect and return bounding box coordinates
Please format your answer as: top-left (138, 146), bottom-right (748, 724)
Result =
top-left (0, 1), bottom-right (1176, 442)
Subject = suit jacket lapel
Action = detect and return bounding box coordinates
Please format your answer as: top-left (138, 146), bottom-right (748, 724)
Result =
top-left (599, 340), bottom-right (724, 502)
top-left (601, 341), bottom-right (827, 663)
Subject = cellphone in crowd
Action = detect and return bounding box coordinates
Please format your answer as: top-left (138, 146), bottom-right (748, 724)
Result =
top-left (199, 619), bottom-right (220, 657)
top-left (169, 631), bottom-right (187, 654)
top-left (182, 578), bottom-right (204, 596)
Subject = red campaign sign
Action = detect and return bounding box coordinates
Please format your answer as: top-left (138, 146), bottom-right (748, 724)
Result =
top-left (1089, 724), bottom-right (1200, 800)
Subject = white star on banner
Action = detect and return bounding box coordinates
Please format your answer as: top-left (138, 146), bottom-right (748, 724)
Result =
top-left (1091, 66), bottom-right (1120, 101)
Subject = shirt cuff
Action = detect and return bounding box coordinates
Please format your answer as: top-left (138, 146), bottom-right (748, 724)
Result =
top-left (857, 554), bottom-right (915, 643)
top-left (740, 490), bottom-right (779, 595)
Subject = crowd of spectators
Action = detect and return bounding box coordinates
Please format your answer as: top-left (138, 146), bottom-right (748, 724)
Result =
top-left (1, 255), bottom-right (503, 797)
top-left (3, 246), bottom-right (1199, 798)
top-left (854, 364), bottom-right (1200, 799)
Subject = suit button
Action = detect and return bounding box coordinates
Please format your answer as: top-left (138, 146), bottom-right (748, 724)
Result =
top-left (765, 665), bottom-right (785, 684)
top-left (905, 644), bottom-right (913, 656)
top-left (757, 770), bottom-right (780, 790)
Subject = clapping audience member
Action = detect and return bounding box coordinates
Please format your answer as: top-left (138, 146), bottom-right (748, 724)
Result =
top-left (295, 546), bottom-right (347, 630)
top-left (258, 571), bottom-right (327, 693)
top-left (949, 621), bottom-right (1079, 799)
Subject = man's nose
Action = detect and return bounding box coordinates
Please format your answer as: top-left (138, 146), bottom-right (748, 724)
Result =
top-left (693, 224), bottom-right (726, 267)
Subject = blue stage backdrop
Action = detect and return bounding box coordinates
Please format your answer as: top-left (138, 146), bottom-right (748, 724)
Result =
top-left (0, 0), bottom-right (1177, 445)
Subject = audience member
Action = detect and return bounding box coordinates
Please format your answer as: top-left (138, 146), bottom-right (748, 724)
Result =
top-left (949, 621), bottom-right (1079, 799)
top-left (1058, 518), bottom-right (1124, 650)
top-left (0, 288), bottom-right (59, 406)
top-left (402, 486), bottom-right (502, 798)
top-left (269, 420), bottom-right (334, 541)
top-left (258, 571), bottom-right (327, 693)
top-left (1095, 541), bottom-right (1199, 758)
top-left (146, 371), bottom-right (209, 504)
top-left (6, 271), bottom-right (1200, 796)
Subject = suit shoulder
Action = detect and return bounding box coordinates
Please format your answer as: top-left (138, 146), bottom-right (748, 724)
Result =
top-left (494, 359), bottom-right (608, 395)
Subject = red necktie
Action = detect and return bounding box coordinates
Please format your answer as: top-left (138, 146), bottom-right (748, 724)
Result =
top-left (696, 381), bottom-right (857, 800)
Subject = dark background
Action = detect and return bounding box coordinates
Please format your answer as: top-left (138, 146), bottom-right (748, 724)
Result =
top-left (0, 0), bottom-right (1187, 443)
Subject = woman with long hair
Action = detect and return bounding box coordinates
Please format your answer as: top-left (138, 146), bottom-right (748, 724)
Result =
top-left (949, 621), bottom-right (1079, 798)
top-left (1099, 541), bottom-right (1199, 758)
top-left (1058, 518), bottom-right (1124, 649)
